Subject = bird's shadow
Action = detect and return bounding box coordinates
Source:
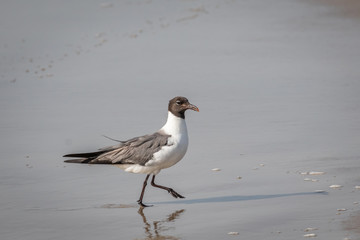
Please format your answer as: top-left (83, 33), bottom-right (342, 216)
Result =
top-left (151, 191), bottom-right (328, 205)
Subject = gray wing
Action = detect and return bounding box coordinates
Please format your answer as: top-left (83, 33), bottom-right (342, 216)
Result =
top-left (85, 132), bottom-right (170, 165)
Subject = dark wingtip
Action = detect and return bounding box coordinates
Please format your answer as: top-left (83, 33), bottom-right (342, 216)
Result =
top-left (64, 158), bottom-right (89, 163)
top-left (63, 151), bottom-right (106, 159)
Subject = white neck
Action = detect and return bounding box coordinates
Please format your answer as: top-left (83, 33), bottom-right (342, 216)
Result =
top-left (160, 111), bottom-right (187, 135)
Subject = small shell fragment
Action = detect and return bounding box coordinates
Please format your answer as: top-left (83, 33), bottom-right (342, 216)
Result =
top-left (211, 168), bottom-right (221, 172)
top-left (304, 178), bottom-right (319, 182)
top-left (309, 171), bottom-right (326, 175)
top-left (300, 171), bottom-right (326, 175)
top-left (228, 232), bottom-right (239, 235)
top-left (337, 208), bottom-right (347, 211)
top-left (304, 233), bottom-right (317, 237)
top-left (355, 186), bottom-right (360, 189)
top-left (329, 184), bottom-right (343, 189)
top-left (236, 176), bottom-right (242, 180)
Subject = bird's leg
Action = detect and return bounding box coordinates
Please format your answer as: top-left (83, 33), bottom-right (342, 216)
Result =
top-left (151, 175), bottom-right (185, 199)
top-left (138, 174), bottom-right (152, 207)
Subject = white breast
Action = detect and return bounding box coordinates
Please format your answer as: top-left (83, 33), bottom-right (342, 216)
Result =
top-left (145, 111), bottom-right (189, 170)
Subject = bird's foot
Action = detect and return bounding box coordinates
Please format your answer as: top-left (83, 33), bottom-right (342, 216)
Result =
top-left (168, 188), bottom-right (185, 199)
top-left (137, 200), bottom-right (153, 208)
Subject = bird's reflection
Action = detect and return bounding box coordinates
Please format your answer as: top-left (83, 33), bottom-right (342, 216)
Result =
top-left (137, 207), bottom-right (185, 240)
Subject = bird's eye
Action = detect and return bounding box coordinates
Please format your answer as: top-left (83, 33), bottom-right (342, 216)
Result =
top-left (176, 100), bottom-right (181, 105)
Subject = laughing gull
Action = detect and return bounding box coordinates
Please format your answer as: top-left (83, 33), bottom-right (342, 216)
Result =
top-left (63, 96), bottom-right (199, 207)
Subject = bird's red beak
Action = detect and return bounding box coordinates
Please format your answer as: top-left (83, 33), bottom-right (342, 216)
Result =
top-left (187, 104), bottom-right (199, 112)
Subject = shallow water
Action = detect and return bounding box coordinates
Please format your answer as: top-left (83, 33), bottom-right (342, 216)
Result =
top-left (1, 0), bottom-right (360, 239)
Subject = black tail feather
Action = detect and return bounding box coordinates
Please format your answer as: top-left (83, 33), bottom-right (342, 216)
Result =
top-left (63, 150), bottom-right (106, 164)
top-left (63, 151), bottom-right (106, 159)
top-left (64, 158), bottom-right (92, 163)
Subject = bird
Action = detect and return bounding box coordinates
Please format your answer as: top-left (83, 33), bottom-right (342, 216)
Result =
top-left (63, 96), bottom-right (199, 207)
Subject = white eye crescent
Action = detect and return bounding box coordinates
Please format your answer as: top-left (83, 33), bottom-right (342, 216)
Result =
top-left (176, 100), bottom-right (181, 105)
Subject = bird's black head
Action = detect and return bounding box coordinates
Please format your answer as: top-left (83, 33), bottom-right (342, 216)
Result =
top-left (168, 96), bottom-right (199, 119)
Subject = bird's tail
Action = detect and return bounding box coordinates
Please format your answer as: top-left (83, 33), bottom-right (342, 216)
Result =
top-left (63, 151), bottom-right (106, 164)
top-left (64, 158), bottom-right (90, 163)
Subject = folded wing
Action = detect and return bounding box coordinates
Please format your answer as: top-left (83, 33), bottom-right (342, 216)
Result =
top-left (63, 132), bottom-right (170, 165)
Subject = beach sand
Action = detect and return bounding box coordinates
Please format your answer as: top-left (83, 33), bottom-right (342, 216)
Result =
top-left (1, 0), bottom-right (359, 239)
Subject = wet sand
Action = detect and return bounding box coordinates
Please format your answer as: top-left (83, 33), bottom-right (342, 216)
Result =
top-left (312, 0), bottom-right (360, 18)
top-left (1, 0), bottom-right (360, 239)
